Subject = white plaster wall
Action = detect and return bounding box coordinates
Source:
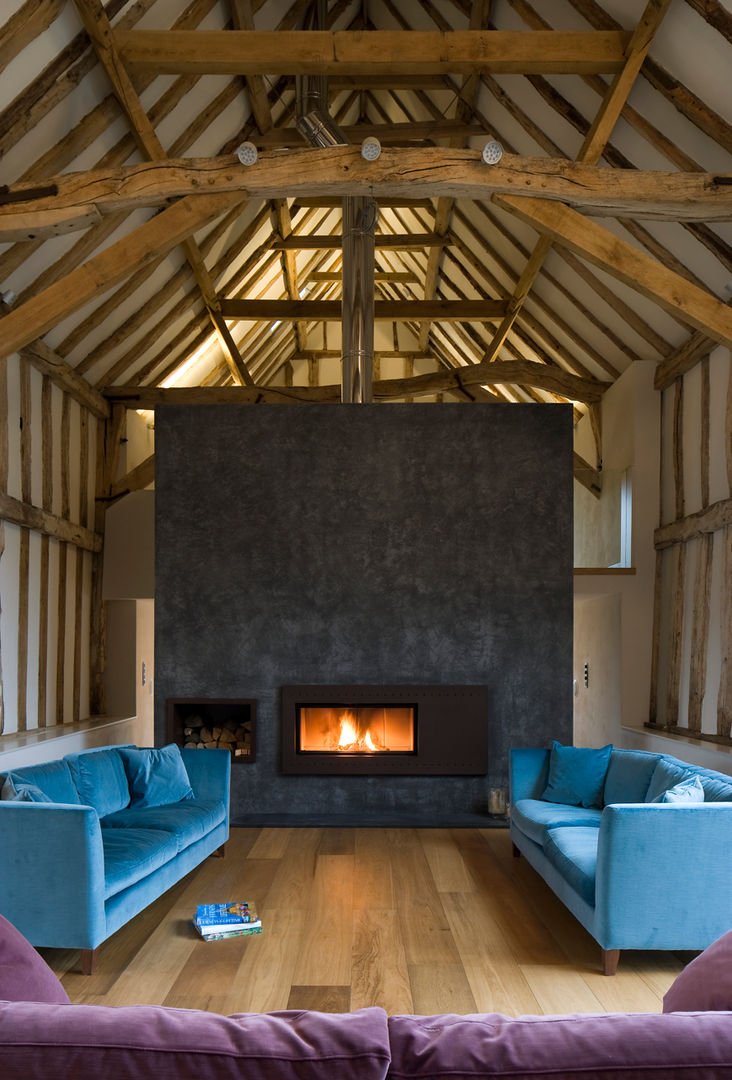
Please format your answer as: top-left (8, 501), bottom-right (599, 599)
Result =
top-left (574, 361), bottom-right (660, 734)
top-left (103, 491), bottom-right (155, 600)
top-left (574, 593), bottom-right (621, 748)
top-left (103, 600), bottom-right (137, 718)
top-left (136, 599), bottom-right (155, 740)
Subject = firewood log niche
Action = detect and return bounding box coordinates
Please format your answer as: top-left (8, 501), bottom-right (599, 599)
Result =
top-left (166, 698), bottom-right (256, 762)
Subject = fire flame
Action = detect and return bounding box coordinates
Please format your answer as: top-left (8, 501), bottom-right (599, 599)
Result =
top-left (334, 710), bottom-right (384, 752)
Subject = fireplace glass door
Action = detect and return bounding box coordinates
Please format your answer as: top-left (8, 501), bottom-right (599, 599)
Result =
top-left (298, 704), bottom-right (416, 755)
top-left (282, 685), bottom-right (489, 775)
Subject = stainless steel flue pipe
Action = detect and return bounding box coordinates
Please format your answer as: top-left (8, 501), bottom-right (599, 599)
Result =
top-left (296, 3), bottom-right (377, 403)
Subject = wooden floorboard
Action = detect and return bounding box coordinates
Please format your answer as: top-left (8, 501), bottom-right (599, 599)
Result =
top-left (42, 828), bottom-right (687, 1015)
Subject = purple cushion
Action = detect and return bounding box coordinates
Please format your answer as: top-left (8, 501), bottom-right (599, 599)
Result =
top-left (387, 1011), bottom-right (732, 1078)
top-left (0, 1002), bottom-right (390, 1080)
top-left (0, 914), bottom-right (69, 1004)
top-left (664, 929), bottom-right (732, 1012)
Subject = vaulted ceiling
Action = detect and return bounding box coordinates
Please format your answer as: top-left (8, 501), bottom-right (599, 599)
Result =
top-left (1, 0), bottom-right (731, 479)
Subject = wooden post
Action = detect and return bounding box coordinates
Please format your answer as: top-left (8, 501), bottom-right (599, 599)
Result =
top-left (0, 356), bottom-right (6, 734)
top-left (38, 376), bottom-right (53, 727)
top-left (89, 404), bottom-right (125, 715)
top-left (16, 358), bottom-right (32, 731)
top-left (55, 394), bottom-right (71, 725)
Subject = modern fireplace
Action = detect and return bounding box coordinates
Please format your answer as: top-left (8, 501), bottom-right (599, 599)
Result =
top-left (281, 685), bottom-right (488, 775)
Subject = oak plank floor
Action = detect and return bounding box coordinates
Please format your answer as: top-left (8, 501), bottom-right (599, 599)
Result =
top-left (42, 827), bottom-right (688, 1015)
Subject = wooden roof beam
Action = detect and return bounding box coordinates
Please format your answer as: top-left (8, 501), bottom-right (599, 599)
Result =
top-left (218, 299), bottom-right (507, 320)
top-left (0, 192), bottom-right (239, 363)
top-left (108, 454), bottom-right (155, 504)
top-left (477, 0), bottom-right (673, 366)
top-left (254, 121), bottom-right (489, 146)
top-left (419, 0), bottom-right (492, 355)
top-left (3, 150), bottom-right (730, 240)
top-left (307, 271), bottom-right (420, 283)
top-left (230, 0), bottom-right (308, 354)
top-left (113, 29), bottom-right (633, 76)
top-left (495, 194), bottom-right (732, 348)
top-left (104, 358), bottom-right (606, 407)
top-left (71, 0), bottom-right (254, 388)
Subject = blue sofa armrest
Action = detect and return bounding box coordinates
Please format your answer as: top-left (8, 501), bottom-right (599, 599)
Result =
top-left (0, 802), bottom-right (106, 949)
top-left (181, 748), bottom-right (230, 824)
top-left (509, 747), bottom-right (550, 804)
top-left (595, 803), bottom-right (732, 950)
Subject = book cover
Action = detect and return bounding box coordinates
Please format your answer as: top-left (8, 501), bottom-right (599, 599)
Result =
top-left (194, 916), bottom-right (262, 934)
top-left (197, 925), bottom-right (263, 941)
top-left (195, 902), bottom-right (258, 926)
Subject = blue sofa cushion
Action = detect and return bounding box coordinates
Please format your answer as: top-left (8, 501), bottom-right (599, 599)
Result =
top-left (645, 759), bottom-right (695, 803)
top-left (512, 798), bottom-right (602, 845)
top-left (66, 748), bottom-right (131, 817)
top-left (7, 760), bottom-right (81, 804)
top-left (101, 798), bottom-right (225, 853)
top-left (700, 775), bottom-right (732, 801)
top-left (1, 774), bottom-right (53, 803)
top-left (653, 775), bottom-right (705, 803)
top-left (102, 828), bottom-right (179, 899)
top-left (603, 750), bottom-right (660, 804)
top-left (543, 826), bottom-right (599, 906)
top-left (118, 745), bottom-right (194, 808)
top-left (542, 742), bottom-right (612, 809)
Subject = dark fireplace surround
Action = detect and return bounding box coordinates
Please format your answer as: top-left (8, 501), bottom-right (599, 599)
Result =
top-left (154, 404), bottom-right (573, 825)
top-left (281, 685), bottom-right (489, 775)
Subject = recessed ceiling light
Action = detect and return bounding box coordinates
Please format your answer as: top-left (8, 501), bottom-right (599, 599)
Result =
top-left (361, 137), bottom-right (382, 161)
top-left (236, 142), bottom-right (258, 166)
top-left (481, 141), bottom-right (503, 166)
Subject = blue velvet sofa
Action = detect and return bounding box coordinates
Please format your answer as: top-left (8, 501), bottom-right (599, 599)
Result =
top-left (510, 745), bottom-right (732, 974)
top-left (0, 743), bottom-right (230, 973)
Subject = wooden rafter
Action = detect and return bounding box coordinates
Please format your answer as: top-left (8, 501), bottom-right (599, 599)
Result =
top-left (566, 0), bottom-right (732, 155)
top-left (113, 29), bottom-right (633, 75)
top-left (230, 0), bottom-right (306, 356)
top-left (477, 0), bottom-right (673, 367)
top-left (0, 0), bottom-right (727, 425)
top-left (0, 193), bottom-right (241, 362)
top-left (71, 0), bottom-right (254, 387)
top-left (419, 0), bottom-right (492, 355)
top-left (494, 194), bottom-right (732, 347)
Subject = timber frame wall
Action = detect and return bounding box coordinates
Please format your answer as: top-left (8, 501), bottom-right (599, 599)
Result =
top-left (0, 0), bottom-right (731, 748)
top-left (0, 350), bottom-right (113, 735)
top-left (649, 343), bottom-right (732, 744)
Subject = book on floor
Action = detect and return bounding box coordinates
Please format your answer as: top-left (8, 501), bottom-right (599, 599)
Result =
top-left (195, 901), bottom-right (258, 926)
top-left (194, 915), bottom-right (262, 934)
top-left (196, 924), bottom-right (263, 941)
top-left (193, 900), bottom-right (262, 938)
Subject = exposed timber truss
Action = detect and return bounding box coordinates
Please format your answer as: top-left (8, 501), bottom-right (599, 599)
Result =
top-left (0, 0), bottom-right (730, 460)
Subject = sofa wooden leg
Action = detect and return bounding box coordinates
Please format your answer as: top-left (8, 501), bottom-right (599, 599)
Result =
top-left (213, 843), bottom-right (227, 858)
top-left (512, 842), bottom-right (521, 858)
top-left (602, 949), bottom-right (620, 976)
top-left (81, 948), bottom-right (98, 975)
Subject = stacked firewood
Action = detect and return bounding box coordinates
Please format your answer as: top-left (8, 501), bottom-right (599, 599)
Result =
top-left (182, 715), bottom-right (254, 759)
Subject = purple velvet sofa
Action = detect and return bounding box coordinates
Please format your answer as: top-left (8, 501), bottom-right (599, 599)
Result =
top-left (3, 912), bottom-right (732, 1079)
